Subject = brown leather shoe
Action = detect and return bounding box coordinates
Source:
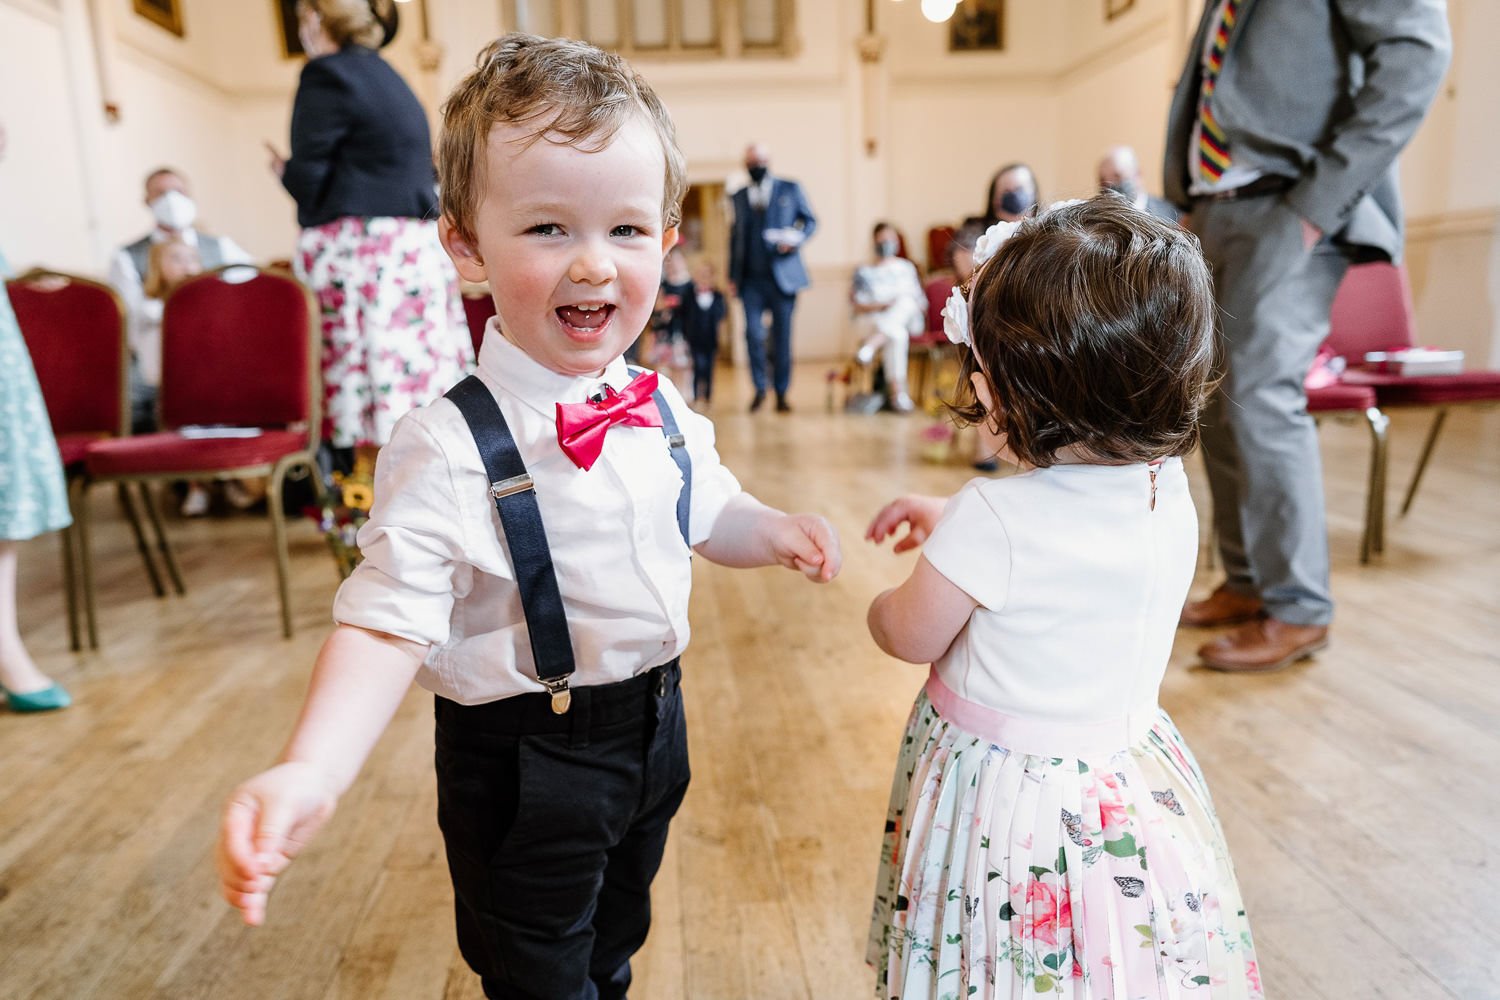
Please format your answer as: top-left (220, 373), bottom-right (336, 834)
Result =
top-left (1179, 583), bottom-right (1264, 628)
top-left (1198, 618), bottom-right (1329, 673)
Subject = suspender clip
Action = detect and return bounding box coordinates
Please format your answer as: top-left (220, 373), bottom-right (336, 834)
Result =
top-left (541, 675), bottom-right (572, 714)
top-left (666, 433), bottom-right (686, 449)
top-left (489, 473), bottom-right (535, 500)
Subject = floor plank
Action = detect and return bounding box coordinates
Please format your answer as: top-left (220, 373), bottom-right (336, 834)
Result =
top-left (2, 366), bottom-right (1496, 999)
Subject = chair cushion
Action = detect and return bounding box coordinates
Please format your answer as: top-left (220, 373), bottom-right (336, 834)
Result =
top-left (84, 429), bottom-right (310, 477)
top-left (56, 432), bottom-right (109, 468)
top-left (1305, 382), bottom-right (1377, 412)
top-left (1342, 369), bottom-right (1500, 406)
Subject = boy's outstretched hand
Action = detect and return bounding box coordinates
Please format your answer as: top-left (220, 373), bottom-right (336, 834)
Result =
top-left (217, 761), bottom-right (339, 927)
top-left (866, 495), bottom-right (947, 553)
top-left (769, 512), bottom-right (842, 582)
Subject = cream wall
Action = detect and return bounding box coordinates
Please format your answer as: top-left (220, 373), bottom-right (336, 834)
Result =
top-left (1, 0), bottom-right (1494, 363)
top-left (1396, 0), bottom-right (1499, 364)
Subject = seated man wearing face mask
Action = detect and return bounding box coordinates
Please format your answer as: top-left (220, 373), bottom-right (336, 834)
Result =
top-left (109, 167), bottom-right (252, 429)
top-left (1097, 145), bottom-right (1179, 224)
top-left (849, 221), bottom-right (924, 414)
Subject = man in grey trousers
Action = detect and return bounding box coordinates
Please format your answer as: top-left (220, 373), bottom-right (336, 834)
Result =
top-left (1164, 0), bottom-right (1450, 672)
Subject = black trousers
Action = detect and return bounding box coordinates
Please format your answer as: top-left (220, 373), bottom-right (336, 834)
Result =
top-left (690, 346), bottom-right (717, 402)
top-left (435, 661), bottom-right (690, 1000)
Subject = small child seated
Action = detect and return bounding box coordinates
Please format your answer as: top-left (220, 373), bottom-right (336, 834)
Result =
top-left (135, 240), bottom-right (226, 516)
top-left (865, 197), bottom-right (1261, 998)
top-left (132, 239), bottom-right (202, 434)
top-left (216, 33), bottom-right (841, 1000)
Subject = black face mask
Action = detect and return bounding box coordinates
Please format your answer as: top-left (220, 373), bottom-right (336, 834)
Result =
top-left (997, 188), bottom-right (1035, 217)
top-left (747, 165), bottom-right (769, 184)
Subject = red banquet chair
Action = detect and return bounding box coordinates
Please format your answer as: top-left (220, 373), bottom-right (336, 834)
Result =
top-left (1303, 379), bottom-right (1389, 565)
top-left (1331, 261), bottom-right (1500, 518)
top-left (926, 226), bottom-right (956, 275)
top-left (77, 266), bottom-right (325, 639)
top-left (906, 274), bottom-right (959, 407)
top-left (6, 270), bottom-right (170, 649)
top-left (462, 288), bottom-right (497, 358)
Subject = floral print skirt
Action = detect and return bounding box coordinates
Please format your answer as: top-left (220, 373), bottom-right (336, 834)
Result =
top-left (868, 679), bottom-right (1261, 999)
top-left (296, 216), bottom-right (474, 448)
top-left (0, 250), bottom-right (71, 541)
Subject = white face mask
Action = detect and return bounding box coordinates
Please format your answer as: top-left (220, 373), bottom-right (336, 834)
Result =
top-left (150, 189), bottom-right (196, 231)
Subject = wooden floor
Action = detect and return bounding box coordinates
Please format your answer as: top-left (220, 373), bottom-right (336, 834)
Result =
top-left (3, 364), bottom-right (1498, 1000)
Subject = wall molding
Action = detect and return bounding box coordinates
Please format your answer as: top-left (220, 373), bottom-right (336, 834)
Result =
top-left (891, 15), bottom-right (1167, 89)
top-left (115, 35), bottom-right (239, 103)
top-left (1406, 207), bottom-right (1500, 242)
top-left (0, 0), bottom-right (61, 23)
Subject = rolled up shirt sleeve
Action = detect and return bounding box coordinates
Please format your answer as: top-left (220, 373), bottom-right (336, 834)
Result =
top-left (921, 481), bottom-right (1013, 612)
top-left (332, 412), bottom-right (467, 646)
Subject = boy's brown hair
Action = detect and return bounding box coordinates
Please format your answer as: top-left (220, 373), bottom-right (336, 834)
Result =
top-left (439, 34), bottom-right (688, 247)
top-left (951, 195), bottom-right (1216, 468)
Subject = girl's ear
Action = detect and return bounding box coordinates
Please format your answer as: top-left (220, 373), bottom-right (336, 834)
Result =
top-left (970, 371), bottom-right (1007, 436)
top-left (661, 226), bottom-right (680, 258)
top-left (969, 371), bottom-right (998, 415)
top-left (439, 217), bottom-right (488, 284)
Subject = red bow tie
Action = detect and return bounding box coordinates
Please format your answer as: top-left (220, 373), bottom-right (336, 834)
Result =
top-left (555, 371), bottom-right (663, 471)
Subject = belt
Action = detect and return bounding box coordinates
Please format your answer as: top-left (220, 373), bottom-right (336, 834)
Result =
top-left (435, 659), bottom-right (681, 739)
top-left (1192, 174), bottom-right (1294, 203)
top-left (924, 668), bottom-right (1157, 758)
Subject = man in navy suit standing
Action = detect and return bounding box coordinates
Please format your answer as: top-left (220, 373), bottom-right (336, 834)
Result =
top-left (729, 143), bottom-right (817, 413)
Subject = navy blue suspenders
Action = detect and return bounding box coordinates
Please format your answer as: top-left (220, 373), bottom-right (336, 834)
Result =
top-left (444, 373), bottom-right (691, 714)
top-left (632, 365), bottom-right (693, 547)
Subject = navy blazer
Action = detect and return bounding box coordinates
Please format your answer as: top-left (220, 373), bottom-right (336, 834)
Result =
top-left (728, 177), bottom-right (817, 296)
top-left (282, 46), bottom-right (438, 229)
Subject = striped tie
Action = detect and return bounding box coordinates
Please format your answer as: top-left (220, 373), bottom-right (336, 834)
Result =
top-left (1197, 0), bottom-right (1241, 184)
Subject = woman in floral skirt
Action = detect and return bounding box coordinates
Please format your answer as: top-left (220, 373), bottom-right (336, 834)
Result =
top-left (270, 0), bottom-right (472, 462)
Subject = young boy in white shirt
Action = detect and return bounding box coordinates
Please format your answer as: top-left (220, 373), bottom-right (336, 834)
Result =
top-left (216, 34), bottom-right (842, 999)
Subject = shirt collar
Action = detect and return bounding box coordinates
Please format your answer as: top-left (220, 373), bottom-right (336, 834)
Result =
top-left (476, 318), bottom-right (635, 419)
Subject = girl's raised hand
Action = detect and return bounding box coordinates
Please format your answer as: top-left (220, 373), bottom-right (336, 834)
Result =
top-left (217, 761), bottom-right (339, 926)
top-left (866, 495), bottom-right (947, 554)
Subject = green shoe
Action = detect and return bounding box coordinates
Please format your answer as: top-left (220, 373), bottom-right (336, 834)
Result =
top-left (3, 683), bottom-right (72, 713)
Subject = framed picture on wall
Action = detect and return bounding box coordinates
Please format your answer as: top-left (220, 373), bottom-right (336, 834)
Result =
top-left (949, 0), bottom-right (1004, 52)
top-left (1106, 0), bottom-right (1136, 20)
top-left (275, 0), bottom-right (305, 58)
top-left (132, 0), bottom-right (184, 37)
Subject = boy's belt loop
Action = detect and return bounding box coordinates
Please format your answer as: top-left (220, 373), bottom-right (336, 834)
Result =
top-left (568, 686), bottom-right (592, 749)
top-left (446, 376), bottom-right (578, 712)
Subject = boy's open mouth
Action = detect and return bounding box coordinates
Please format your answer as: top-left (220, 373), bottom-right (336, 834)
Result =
top-left (557, 303), bottom-right (615, 335)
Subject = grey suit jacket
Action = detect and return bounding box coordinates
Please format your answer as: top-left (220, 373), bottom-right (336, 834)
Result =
top-left (1164, 0), bottom-right (1450, 261)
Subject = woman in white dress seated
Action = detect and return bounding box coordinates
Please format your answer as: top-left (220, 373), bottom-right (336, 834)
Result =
top-left (850, 222), bottom-right (925, 413)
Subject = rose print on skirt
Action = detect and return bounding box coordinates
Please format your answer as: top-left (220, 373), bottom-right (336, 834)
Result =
top-left (296, 216), bottom-right (474, 448)
top-left (868, 694), bottom-right (1262, 999)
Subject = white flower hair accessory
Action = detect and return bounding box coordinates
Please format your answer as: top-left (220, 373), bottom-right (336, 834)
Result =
top-left (942, 219), bottom-right (1022, 347)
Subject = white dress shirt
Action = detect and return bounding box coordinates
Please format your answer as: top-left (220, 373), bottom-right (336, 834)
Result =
top-left (746, 175), bottom-right (773, 210)
top-left (333, 323), bottom-right (743, 705)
